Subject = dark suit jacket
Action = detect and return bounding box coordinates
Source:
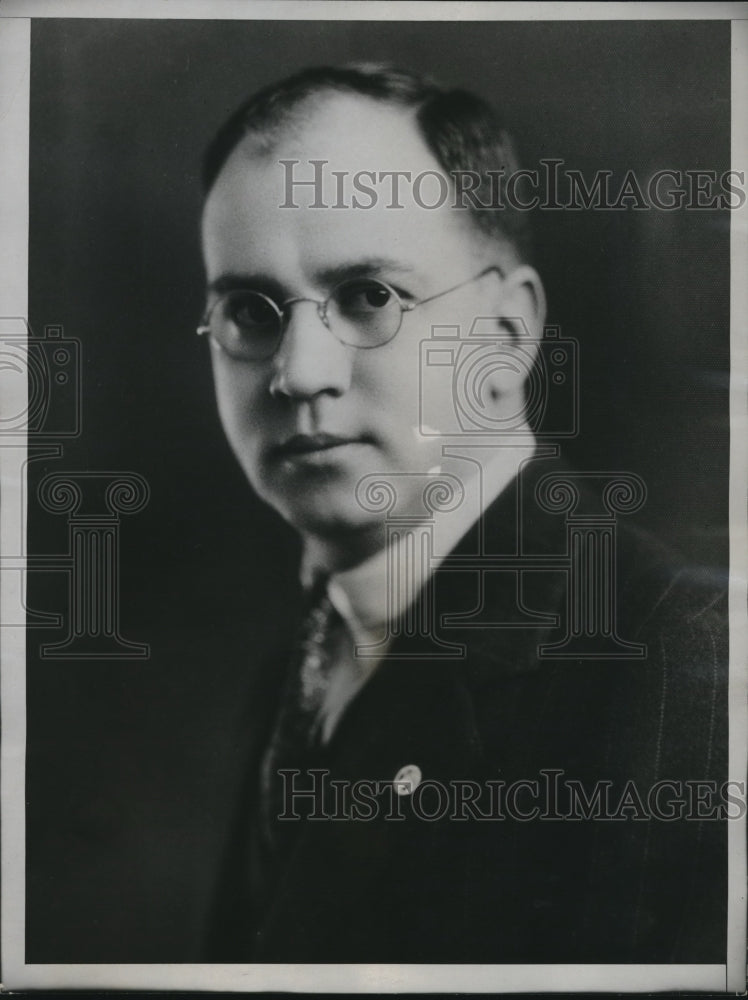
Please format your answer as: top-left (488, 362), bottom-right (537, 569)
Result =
top-left (25, 455), bottom-right (727, 963)
top-left (207, 456), bottom-right (728, 964)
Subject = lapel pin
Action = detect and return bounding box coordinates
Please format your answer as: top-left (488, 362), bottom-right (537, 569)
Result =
top-left (393, 764), bottom-right (422, 796)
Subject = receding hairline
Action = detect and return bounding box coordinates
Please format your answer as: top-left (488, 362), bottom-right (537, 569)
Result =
top-left (201, 64), bottom-right (533, 263)
top-left (227, 86), bottom-right (425, 159)
top-left (216, 92), bottom-right (427, 179)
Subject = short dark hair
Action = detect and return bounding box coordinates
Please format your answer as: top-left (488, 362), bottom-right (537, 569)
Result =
top-left (202, 64), bottom-right (532, 261)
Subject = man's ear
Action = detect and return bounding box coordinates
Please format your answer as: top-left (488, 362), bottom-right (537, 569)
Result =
top-left (493, 264), bottom-right (547, 342)
top-left (478, 264), bottom-right (547, 410)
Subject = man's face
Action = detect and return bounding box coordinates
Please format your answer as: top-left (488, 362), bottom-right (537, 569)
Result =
top-left (201, 94), bottom-right (507, 547)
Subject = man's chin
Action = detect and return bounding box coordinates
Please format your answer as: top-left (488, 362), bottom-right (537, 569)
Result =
top-left (256, 456), bottom-right (388, 534)
top-left (276, 495), bottom-right (382, 539)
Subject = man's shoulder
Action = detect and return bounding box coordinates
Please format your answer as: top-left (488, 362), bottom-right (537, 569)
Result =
top-left (438, 463), bottom-right (728, 777)
top-left (484, 455), bottom-right (726, 637)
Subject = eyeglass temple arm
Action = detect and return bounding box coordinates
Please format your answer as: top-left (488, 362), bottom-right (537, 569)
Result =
top-left (197, 303), bottom-right (214, 337)
top-left (411, 265), bottom-right (505, 310)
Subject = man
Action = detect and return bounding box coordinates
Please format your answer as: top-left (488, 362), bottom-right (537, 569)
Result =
top-left (198, 66), bottom-right (727, 963)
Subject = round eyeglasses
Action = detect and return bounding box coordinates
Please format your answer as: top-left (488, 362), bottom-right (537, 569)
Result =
top-left (197, 266), bottom-right (503, 361)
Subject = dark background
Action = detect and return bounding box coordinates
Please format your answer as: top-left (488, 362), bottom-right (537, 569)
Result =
top-left (25, 18), bottom-right (731, 961)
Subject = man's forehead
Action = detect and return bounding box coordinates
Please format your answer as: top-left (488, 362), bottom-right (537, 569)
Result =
top-left (201, 90), bottom-right (488, 284)
top-left (223, 91), bottom-right (442, 186)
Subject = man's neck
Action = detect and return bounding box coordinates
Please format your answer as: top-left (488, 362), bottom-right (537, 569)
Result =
top-left (299, 523), bottom-right (386, 586)
top-left (300, 429), bottom-right (537, 588)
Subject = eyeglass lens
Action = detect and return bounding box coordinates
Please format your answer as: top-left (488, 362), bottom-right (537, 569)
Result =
top-left (212, 278), bottom-right (403, 359)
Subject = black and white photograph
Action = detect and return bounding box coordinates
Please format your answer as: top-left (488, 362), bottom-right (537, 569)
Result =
top-left (0, 1), bottom-right (746, 993)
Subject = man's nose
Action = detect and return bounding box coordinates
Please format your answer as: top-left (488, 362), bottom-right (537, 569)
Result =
top-left (269, 301), bottom-right (353, 400)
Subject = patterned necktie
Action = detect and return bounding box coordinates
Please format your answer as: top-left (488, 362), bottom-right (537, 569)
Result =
top-left (258, 583), bottom-right (338, 858)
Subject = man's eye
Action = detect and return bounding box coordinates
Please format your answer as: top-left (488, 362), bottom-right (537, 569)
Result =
top-left (336, 280), bottom-right (394, 314)
top-left (226, 292), bottom-right (278, 328)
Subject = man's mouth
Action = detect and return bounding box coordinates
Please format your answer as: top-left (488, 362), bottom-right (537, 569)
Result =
top-left (271, 433), bottom-right (370, 461)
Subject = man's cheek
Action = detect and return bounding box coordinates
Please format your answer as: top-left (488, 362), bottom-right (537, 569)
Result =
top-left (215, 395), bottom-right (260, 463)
top-left (214, 376), bottom-right (258, 424)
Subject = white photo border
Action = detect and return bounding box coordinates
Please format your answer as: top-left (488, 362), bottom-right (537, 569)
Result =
top-left (1, 1), bottom-right (745, 993)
